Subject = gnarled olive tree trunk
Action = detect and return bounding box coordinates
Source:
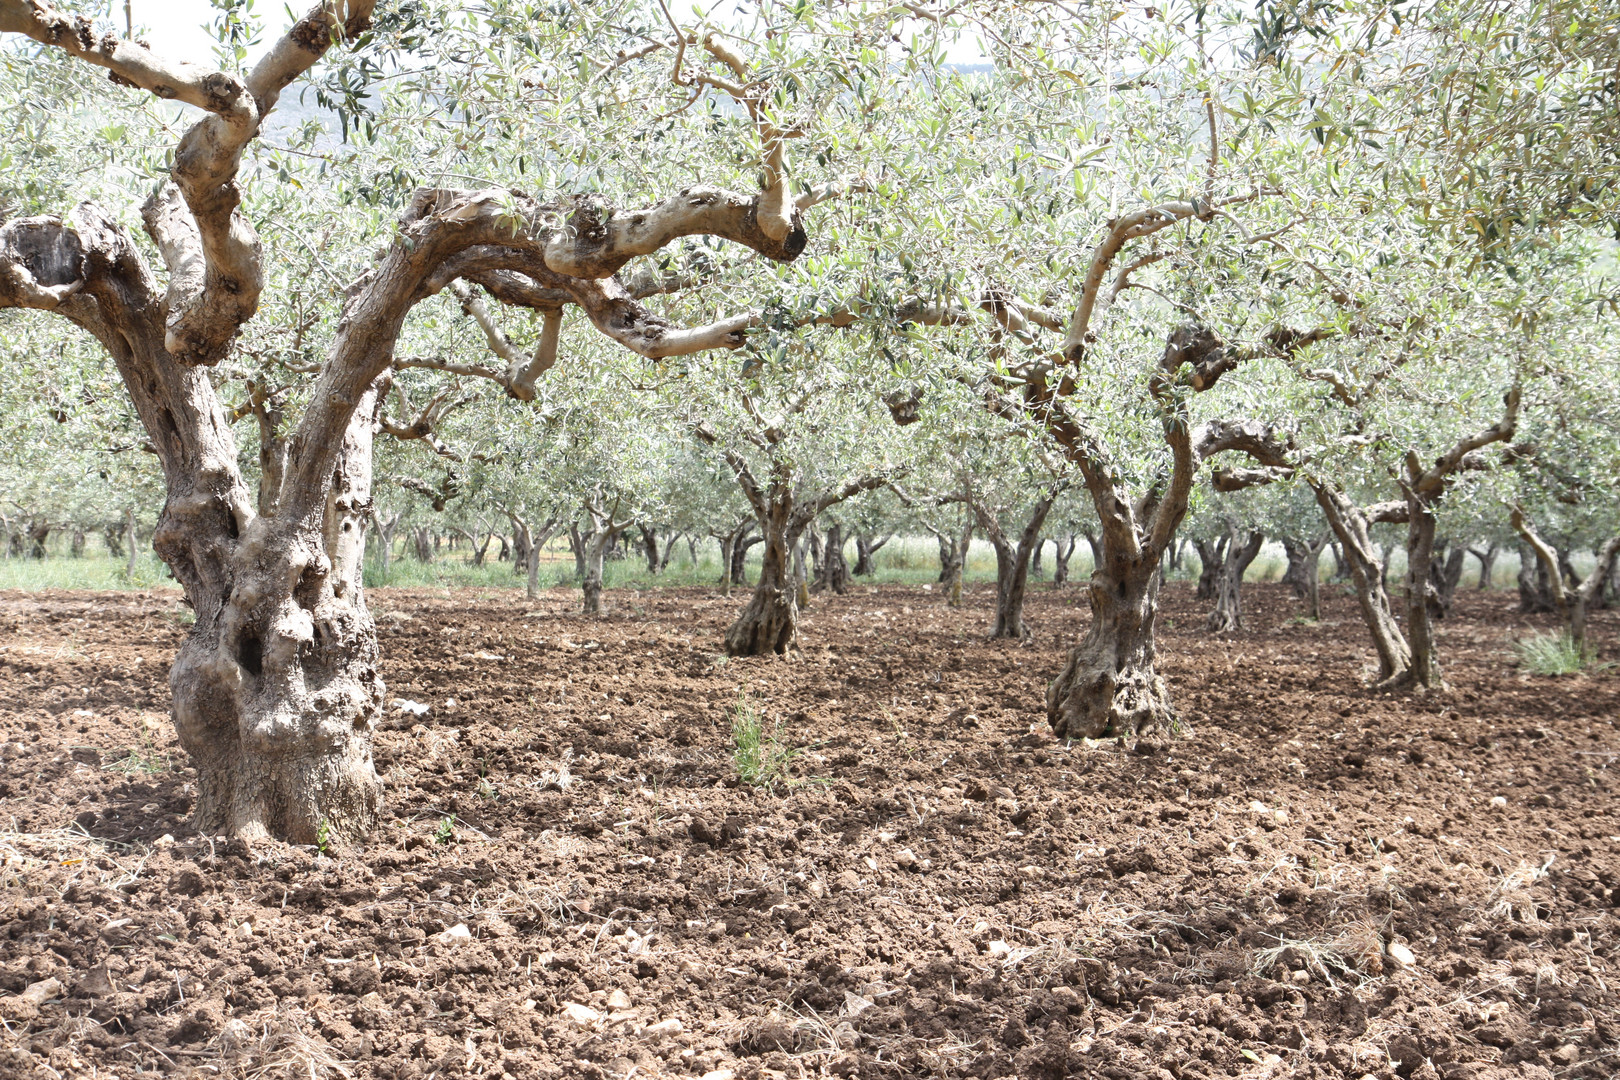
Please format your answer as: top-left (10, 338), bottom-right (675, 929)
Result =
top-left (1051, 533), bottom-right (1077, 585)
top-left (1206, 529), bottom-right (1263, 632)
top-left (931, 517), bottom-right (973, 607)
top-left (1428, 541), bottom-right (1466, 618)
top-left (1048, 547), bottom-right (1170, 739)
top-left (975, 489), bottom-right (1059, 640)
top-left (1513, 510), bottom-right (1620, 660)
top-left (1281, 530), bottom-right (1331, 619)
top-left (1468, 541), bottom-right (1498, 590)
top-left (813, 521), bottom-right (852, 594)
top-left (724, 501), bottom-right (799, 656)
top-left (852, 532), bottom-right (890, 576)
top-left (1193, 536), bottom-right (1227, 600)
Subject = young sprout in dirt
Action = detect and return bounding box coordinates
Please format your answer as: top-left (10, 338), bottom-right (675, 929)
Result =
top-left (433, 815), bottom-right (457, 846)
top-left (315, 819), bottom-right (332, 856)
top-left (732, 693), bottom-right (804, 788)
top-left (102, 722), bottom-right (170, 776)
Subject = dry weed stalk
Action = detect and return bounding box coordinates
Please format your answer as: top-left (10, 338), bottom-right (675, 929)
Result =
top-left (215, 1005), bottom-right (352, 1080)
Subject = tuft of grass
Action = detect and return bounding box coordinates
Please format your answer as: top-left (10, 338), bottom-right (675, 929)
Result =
top-left (103, 724), bottom-right (170, 775)
top-left (732, 693), bottom-right (803, 788)
top-left (1512, 630), bottom-right (1590, 675)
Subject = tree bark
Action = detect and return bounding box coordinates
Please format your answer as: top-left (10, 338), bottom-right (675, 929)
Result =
top-left (1512, 510), bottom-right (1620, 660)
top-left (1467, 542), bottom-right (1498, 590)
top-left (26, 519), bottom-right (50, 559)
top-left (1400, 488), bottom-right (1444, 688)
top-left (411, 526), bottom-right (433, 563)
top-left (812, 521), bottom-right (852, 595)
top-left (104, 520), bottom-right (126, 559)
top-left (1030, 536), bottom-right (1045, 581)
top-left (1428, 542), bottom-right (1467, 618)
top-left (724, 504), bottom-right (798, 657)
top-left (978, 492), bottom-right (1058, 639)
top-left (1048, 551), bottom-right (1170, 739)
top-left (568, 524), bottom-right (587, 581)
top-left (731, 528), bottom-right (760, 586)
top-left (172, 387), bottom-right (386, 845)
top-left (792, 534), bottom-right (810, 609)
top-left (1052, 533), bottom-right (1077, 585)
top-left (1301, 530), bottom-right (1330, 619)
top-left (1206, 529), bottom-right (1263, 632)
top-left (1193, 536), bottom-right (1227, 600)
top-left (852, 532), bottom-right (890, 576)
top-left (577, 509), bottom-right (627, 615)
top-left (123, 508), bottom-right (139, 576)
top-left (70, 528), bottom-right (86, 558)
top-left (1280, 536), bottom-right (1313, 599)
top-left (1312, 483), bottom-right (1413, 684)
top-left (933, 518), bottom-right (973, 607)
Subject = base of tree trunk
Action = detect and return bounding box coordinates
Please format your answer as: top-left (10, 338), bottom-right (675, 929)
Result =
top-left (173, 621), bottom-right (384, 844)
top-left (582, 577), bottom-right (604, 615)
top-left (1047, 570), bottom-right (1170, 738)
top-left (1047, 641), bottom-right (1173, 739)
top-left (724, 585), bottom-right (798, 656)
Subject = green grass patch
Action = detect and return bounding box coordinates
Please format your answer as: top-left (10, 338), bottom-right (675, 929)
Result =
top-left (732, 692), bottom-right (808, 789)
top-left (1512, 631), bottom-right (1592, 676)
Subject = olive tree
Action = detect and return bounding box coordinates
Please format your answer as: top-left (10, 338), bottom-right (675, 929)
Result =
top-left (0, 0), bottom-right (890, 841)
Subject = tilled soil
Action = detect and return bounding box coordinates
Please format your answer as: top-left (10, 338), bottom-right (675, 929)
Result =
top-left (0, 580), bottom-right (1616, 1080)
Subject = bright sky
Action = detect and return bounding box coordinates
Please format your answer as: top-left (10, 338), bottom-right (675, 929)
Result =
top-left (131, 0), bottom-right (230, 65)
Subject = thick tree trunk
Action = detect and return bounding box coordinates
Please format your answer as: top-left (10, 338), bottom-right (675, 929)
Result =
top-left (813, 522), bottom-right (852, 594)
top-left (1206, 529), bottom-right (1263, 632)
top-left (1300, 531), bottom-right (1330, 620)
top-left (792, 534), bottom-right (810, 609)
top-left (1030, 537), bottom-right (1045, 581)
top-left (731, 529), bottom-right (760, 586)
top-left (124, 508), bottom-right (139, 576)
top-left (1313, 484), bottom-right (1412, 684)
top-left (725, 512), bottom-right (798, 656)
top-left (411, 526), bottom-right (433, 563)
top-left (70, 528), bottom-right (86, 558)
top-left (1329, 541), bottom-right (1349, 581)
top-left (1048, 553), bottom-right (1170, 739)
top-left (26, 520), bottom-right (50, 559)
top-left (169, 388), bottom-right (385, 845)
top-left (935, 520), bottom-right (972, 607)
top-left (580, 525), bottom-right (618, 615)
top-left (982, 494), bottom-right (1056, 639)
top-left (104, 521), bottom-right (126, 559)
top-left (1512, 513), bottom-right (1620, 660)
top-left (1516, 543), bottom-right (1560, 613)
top-left (852, 533), bottom-right (890, 576)
top-left (568, 524), bottom-right (587, 581)
top-left (1280, 536), bottom-right (1313, 599)
top-left (639, 524), bottom-right (661, 574)
top-left (1193, 536), bottom-right (1227, 601)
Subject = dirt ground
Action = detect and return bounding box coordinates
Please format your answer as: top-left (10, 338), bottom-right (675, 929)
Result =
top-left (0, 579), bottom-right (1616, 1080)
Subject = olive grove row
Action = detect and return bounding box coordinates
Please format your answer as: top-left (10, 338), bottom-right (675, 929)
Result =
top-left (1, 0), bottom-right (1616, 842)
